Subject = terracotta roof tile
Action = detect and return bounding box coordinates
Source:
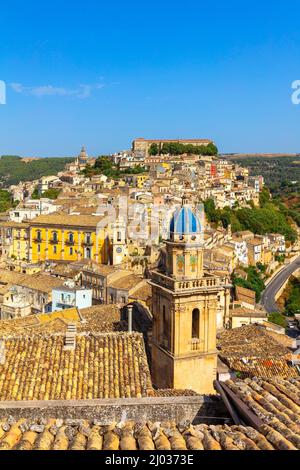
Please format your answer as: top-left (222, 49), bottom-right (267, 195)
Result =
top-left (0, 332), bottom-right (153, 400)
top-left (0, 419), bottom-right (285, 450)
top-left (225, 377), bottom-right (300, 450)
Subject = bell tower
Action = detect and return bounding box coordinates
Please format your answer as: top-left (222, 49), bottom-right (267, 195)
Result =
top-left (111, 218), bottom-right (127, 265)
top-left (150, 200), bottom-right (225, 394)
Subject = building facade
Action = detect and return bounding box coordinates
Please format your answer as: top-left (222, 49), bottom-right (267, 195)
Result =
top-left (29, 214), bottom-right (109, 264)
top-left (52, 284), bottom-right (92, 311)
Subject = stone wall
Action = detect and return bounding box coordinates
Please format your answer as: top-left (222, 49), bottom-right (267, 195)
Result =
top-left (0, 395), bottom-right (228, 424)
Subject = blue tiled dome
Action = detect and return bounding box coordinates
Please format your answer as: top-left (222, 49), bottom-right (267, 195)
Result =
top-left (170, 206), bottom-right (202, 235)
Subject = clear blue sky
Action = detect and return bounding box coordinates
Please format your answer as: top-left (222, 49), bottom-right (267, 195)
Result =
top-left (1, 0), bottom-right (300, 156)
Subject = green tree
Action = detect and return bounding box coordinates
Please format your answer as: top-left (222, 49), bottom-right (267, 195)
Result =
top-left (149, 143), bottom-right (159, 155)
top-left (41, 188), bottom-right (61, 199)
top-left (268, 312), bottom-right (287, 328)
top-left (0, 190), bottom-right (13, 212)
top-left (259, 187), bottom-right (271, 207)
top-left (233, 267), bottom-right (265, 302)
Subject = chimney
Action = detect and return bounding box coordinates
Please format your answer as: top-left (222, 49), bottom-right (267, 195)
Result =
top-left (127, 304), bottom-right (133, 333)
top-left (64, 323), bottom-right (77, 351)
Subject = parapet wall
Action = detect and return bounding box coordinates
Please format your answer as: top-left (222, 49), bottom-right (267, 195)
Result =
top-left (0, 395), bottom-right (228, 424)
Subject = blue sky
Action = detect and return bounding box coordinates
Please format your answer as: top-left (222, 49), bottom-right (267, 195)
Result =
top-left (1, 0), bottom-right (300, 156)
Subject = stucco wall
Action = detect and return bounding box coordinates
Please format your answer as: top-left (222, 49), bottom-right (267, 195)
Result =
top-left (0, 396), bottom-right (227, 424)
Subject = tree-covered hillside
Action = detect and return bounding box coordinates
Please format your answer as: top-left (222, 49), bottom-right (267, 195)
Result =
top-left (227, 156), bottom-right (300, 196)
top-left (203, 189), bottom-right (298, 243)
top-left (0, 156), bottom-right (73, 186)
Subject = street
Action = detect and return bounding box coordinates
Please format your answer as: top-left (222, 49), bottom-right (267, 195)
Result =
top-left (261, 256), bottom-right (300, 314)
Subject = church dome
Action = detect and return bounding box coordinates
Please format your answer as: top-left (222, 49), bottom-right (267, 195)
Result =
top-left (170, 205), bottom-right (202, 235)
top-left (79, 146), bottom-right (88, 159)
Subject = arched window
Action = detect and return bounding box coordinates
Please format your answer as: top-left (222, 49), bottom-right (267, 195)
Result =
top-left (192, 309), bottom-right (200, 339)
top-left (52, 231), bottom-right (58, 242)
top-left (69, 232), bottom-right (74, 243)
top-left (36, 230), bottom-right (42, 242)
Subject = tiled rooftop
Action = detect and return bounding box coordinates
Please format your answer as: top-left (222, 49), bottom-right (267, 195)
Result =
top-left (0, 332), bottom-right (153, 400)
top-left (110, 274), bottom-right (144, 290)
top-left (30, 213), bottom-right (105, 228)
top-left (0, 419), bottom-right (285, 450)
top-left (0, 305), bottom-right (125, 337)
top-left (217, 325), bottom-right (299, 379)
top-left (217, 325), bottom-right (289, 358)
top-left (225, 377), bottom-right (300, 450)
top-left (0, 269), bottom-right (63, 293)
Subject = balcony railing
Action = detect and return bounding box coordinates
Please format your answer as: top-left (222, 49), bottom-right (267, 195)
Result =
top-left (150, 270), bottom-right (228, 292)
top-left (49, 238), bottom-right (59, 244)
top-left (65, 239), bottom-right (75, 246)
top-left (33, 238), bottom-right (43, 243)
top-left (82, 240), bottom-right (94, 247)
top-left (189, 338), bottom-right (204, 352)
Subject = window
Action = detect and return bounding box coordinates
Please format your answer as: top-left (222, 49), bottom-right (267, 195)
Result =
top-left (36, 230), bottom-right (42, 242)
top-left (52, 231), bottom-right (58, 242)
top-left (162, 305), bottom-right (170, 348)
top-left (69, 233), bottom-right (74, 243)
top-left (117, 231), bottom-right (122, 242)
top-left (70, 247), bottom-right (73, 255)
top-left (192, 309), bottom-right (200, 339)
top-left (37, 244), bottom-right (41, 253)
top-left (53, 246), bottom-right (57, 254)
top-left (86, 233), bottom-right (91, 244)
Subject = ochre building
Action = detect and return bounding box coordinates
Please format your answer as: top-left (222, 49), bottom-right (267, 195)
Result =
top-left (150, 200), bottom-right (229, 394)
top-left (29, 214), bottom-right (109, 264)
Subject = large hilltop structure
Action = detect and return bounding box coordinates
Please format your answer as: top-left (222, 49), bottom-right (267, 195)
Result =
top-left (132, 137), bottom-right (213, 156)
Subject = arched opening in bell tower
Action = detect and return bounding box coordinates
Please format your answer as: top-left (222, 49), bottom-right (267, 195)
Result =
top-left (192, 308), bottom-right (200, 339)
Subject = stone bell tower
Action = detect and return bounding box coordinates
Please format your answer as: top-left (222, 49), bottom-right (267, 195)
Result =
top-left (150, 199), bottom-right (226, 394)
top-left (111, 218), bottom-right (127, 265)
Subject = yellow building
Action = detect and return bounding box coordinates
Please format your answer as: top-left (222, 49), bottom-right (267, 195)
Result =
top-left (0, 221), bottom-right (30, 262)
top-left (29, 214), bottom-right (109, 264)
top-left (135, 173), bottom-right (149, 189)
top-left (150, 201), bottom-right (228, 394)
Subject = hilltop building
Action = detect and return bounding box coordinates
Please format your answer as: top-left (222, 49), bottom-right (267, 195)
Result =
top-left (132, 138), bottom-right (213, 156)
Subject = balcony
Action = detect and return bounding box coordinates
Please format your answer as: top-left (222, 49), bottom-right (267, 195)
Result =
top-left (49, 238), bottom-right (59, 245)
top-left (189, 338), bottom-right (204, 352)
top-left (33, 238), bottom-right (43, 243)
top-left (82, 240), bottom-right (94, 247)
top-left (150, 270), bottom-right (229, 293)
top-left (65, 239), bottom-right (75, 246)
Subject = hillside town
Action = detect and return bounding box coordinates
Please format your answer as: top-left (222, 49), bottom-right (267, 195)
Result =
top-left (0, 138), bottom-right (298, 452)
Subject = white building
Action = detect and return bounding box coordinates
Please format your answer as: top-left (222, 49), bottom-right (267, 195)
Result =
top-left (227, 237), bottom-right (248, 266)
top-left (52, 282), bottom-right (93, 311)
top-left (9, 199), bottom-right (60, 223)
